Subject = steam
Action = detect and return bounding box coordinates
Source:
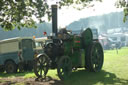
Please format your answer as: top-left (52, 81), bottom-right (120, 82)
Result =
top-left (87, 17), bottom-right (105, 32)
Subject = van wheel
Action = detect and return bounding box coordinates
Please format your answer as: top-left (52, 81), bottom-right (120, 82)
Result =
top-left (5, 61), bottom-right (17, 73)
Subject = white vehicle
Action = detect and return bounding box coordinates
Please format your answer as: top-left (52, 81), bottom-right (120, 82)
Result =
top-left (108, 33), bottom-right (126, 47)
top-left (91, 28), bottom-right (98, 40)
top-left (124, 34), bottom-right (128, 46)
top-left (0, 37), bottom-right (35, 73)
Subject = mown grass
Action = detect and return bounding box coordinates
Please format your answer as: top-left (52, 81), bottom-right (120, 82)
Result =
top-left (63, 47), bottom-right (128, 85)
top-left (0, 47), bottom-right (128, 85)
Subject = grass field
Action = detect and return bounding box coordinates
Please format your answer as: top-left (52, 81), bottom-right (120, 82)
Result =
top-left (0, 47), bottom-right (128, 85)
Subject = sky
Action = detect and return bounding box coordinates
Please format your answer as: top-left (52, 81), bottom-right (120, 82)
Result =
top-left (56, 0), bottom-right (123, 27)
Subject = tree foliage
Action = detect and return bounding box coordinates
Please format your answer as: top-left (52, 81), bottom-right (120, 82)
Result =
top-left (0, 0), bottom-right (101, 30)
top-left (116, 0), bottom-right (128, 22)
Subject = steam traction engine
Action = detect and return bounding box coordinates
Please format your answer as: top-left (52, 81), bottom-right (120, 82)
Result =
top-left (34, 5), bottom-right (104, 80)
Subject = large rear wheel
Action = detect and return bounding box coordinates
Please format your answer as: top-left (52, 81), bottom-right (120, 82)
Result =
top-left (57, 56), bottom-right (72, 80)
top-left (34, 54), bottom-right (50, 78)
top-left (85, 42), bottom-right (104, 72)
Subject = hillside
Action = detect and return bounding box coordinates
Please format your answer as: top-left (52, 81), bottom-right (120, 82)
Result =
top-left (0, 22), bottom-right (52, 40)
top-left (0, 11), bottom-right (128, 40)
top-left (67, 11), bottom-right (128, 34)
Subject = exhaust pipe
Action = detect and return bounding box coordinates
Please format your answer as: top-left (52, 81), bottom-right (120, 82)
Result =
top-left (52, 5), bottom-right (58, 36)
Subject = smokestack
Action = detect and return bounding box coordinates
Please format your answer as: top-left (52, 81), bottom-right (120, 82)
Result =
top-left (52, 5), bottom-right (58, 36)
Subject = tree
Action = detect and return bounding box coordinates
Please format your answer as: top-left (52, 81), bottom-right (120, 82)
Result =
top-left (1, 0), bottom-right (128, 31)
top-left (0, 0), bottom-right (103, 30)
top-left (116, 0), bottom-right (128, 22)
top-left (0, 0), bottom-right (50, 30)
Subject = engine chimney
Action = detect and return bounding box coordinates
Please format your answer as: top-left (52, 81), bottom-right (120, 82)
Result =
top-left (52, 5), bottom-right (58, 36)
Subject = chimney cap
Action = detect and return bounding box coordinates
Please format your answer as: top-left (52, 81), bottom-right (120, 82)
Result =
top-left (52, 4), bottom-right (57, 8)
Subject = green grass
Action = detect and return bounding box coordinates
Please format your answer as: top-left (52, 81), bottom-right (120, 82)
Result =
top-left (63, 47), bottom-right (128, 85)
top-left (0, 47), bottom-right (128, 85)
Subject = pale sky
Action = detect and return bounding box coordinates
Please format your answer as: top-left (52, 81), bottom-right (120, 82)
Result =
top-left (57, 0), bottom-right (123, 27)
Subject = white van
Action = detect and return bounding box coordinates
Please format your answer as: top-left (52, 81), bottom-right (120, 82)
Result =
top-left (0, 37), bottom-right (36, 73)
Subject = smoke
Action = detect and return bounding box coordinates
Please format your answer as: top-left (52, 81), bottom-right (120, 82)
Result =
top-left (87, 16), bottom-right (105, 32)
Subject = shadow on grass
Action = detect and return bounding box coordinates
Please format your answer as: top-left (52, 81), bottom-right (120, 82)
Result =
top-left (63, 69), bottom-right (128, 85)
top-left (1, 70), bottom-right (128, 85)
top-left (35, 76), bottom-right (63, 85)
top-left (0, 72), bottom-right (63, 85)
top-left (0, 71), bottom-right (34, 78)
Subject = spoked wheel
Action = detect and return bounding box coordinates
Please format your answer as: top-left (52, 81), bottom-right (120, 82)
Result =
top-left (86, 42), bottom-right (104, 72)
top-left (34, 53), bottom-right (50, 78)
top-left (57, 56), bottom-right (72, 80)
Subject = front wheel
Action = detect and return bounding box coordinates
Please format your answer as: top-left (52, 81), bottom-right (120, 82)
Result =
top-left (34, 53), bottom-right (50, 78)
top-left (57, 56), bottom-right (72, 80)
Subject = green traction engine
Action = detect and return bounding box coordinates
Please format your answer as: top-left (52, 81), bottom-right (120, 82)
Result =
top-left (33, 5), bottom-right (104, 80)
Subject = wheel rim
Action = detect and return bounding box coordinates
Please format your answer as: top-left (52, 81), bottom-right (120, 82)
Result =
top-left (57, 56), bottom-right (72, 80)
top-left (90, 43), bottom-right (103, 72)
top-left (34, 54), bottom-right (49, 78)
